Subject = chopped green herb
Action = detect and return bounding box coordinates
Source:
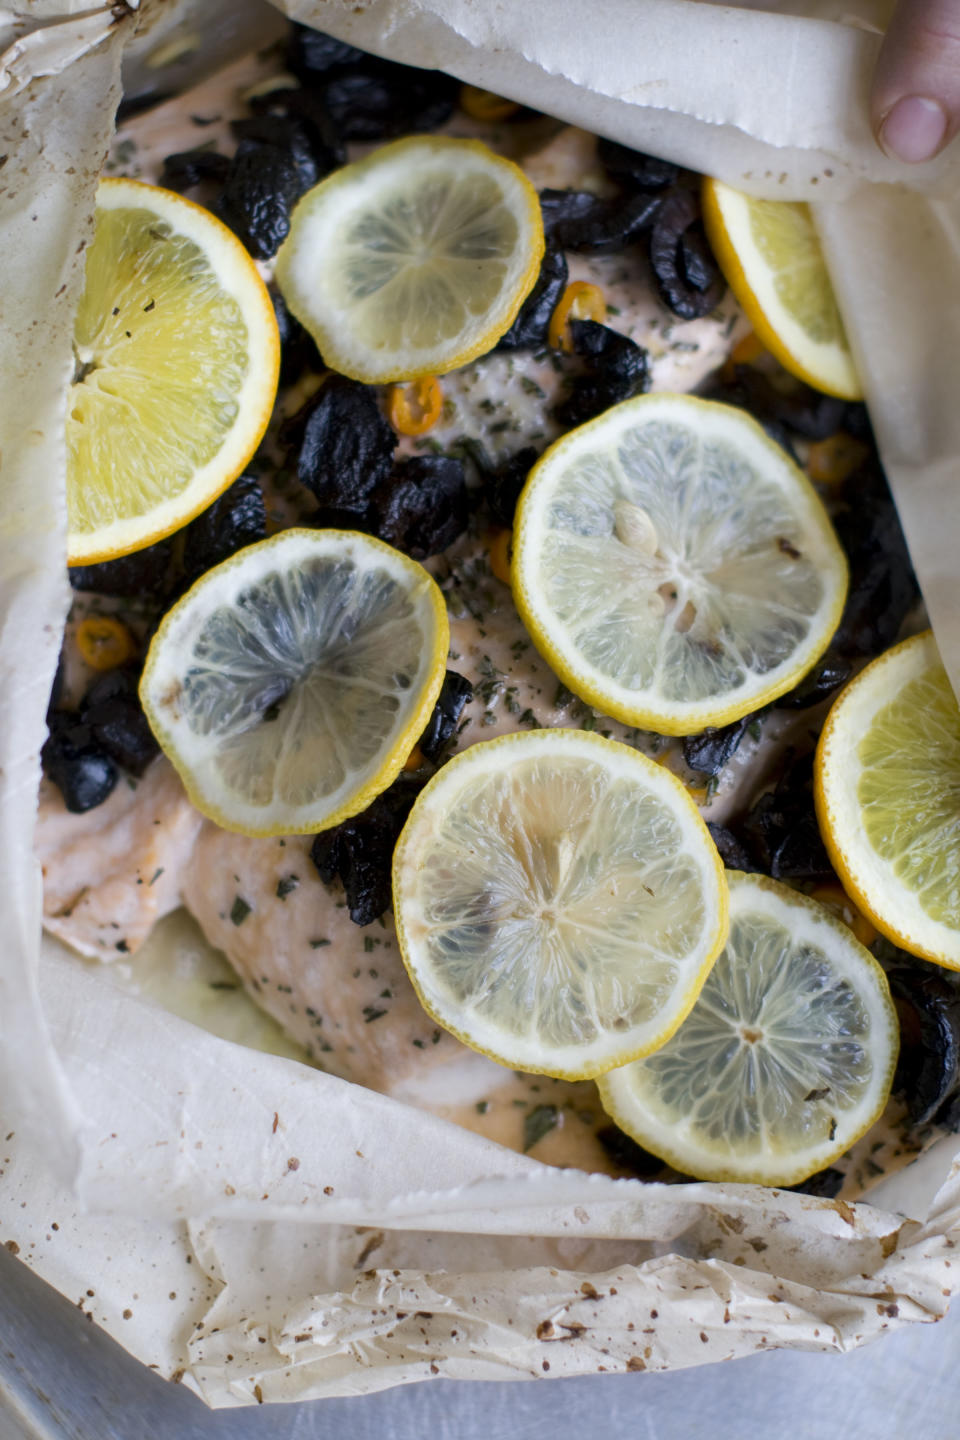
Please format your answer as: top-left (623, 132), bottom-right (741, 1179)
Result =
top-left (363, 936), bottom-right (376, 953)
top-left (148, 867), bottom-right (164, 886)
top-left (276, 874), bottom-right (300, 901)
top-left (606, 303), bottom-right (621, 315)
top-left (519, 708), bottom-right (539, 728)
top-left (748, 718), bottom-right (763, 742)
top-left (309, 938), bottom-right (331, 948)
top-left (476, 1100), bottom-right (490, 1115)
top-left (209, 980), bottom-right (240, 991)
top-left (230, 896), bottom-right (251, 926)
top-left (520, 376), bottom-right (546, 398)
top-left (523, 1104), bottom-right (560, 1152)
top-left (363, 1006), bottom-right (388, 1023)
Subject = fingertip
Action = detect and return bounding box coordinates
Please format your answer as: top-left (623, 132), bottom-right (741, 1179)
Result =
top-left (877, 94), bottom-right (949, 162)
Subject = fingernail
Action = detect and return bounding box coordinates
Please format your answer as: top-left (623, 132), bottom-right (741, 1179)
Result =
top-left (880, 95), bottom-right (948, 163)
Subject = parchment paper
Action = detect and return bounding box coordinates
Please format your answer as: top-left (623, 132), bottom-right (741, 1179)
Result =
top-left (2, 0), bottom-right (960, 1408)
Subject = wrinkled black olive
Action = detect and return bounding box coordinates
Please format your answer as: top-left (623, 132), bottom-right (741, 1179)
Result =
top-left (159, 147), bottom-right (231, 193)
top-left (682, 717), bottom-right (749, 778)
top-left (703, 366), bottom-right (847, 442)
top-left (230, 115), bottom-right (323, 192)
top-left (789, 1167), bottom-right (845, 1199)
top-left (831, 463), bottom-right (920, 658)
top-left (841, 402), bottom-right (875, 446)
top-left (286, 24), bottom-right (370, 81)
top-left (539, 188), bottom-right (661, 253)
top-left (48, 652), bottom-right (66, 719)
top-left (69, 540), bottom-right (173, 600)
top-left (310, 775), bottom-right (423, 926)
top-left (888, 966), bottom-right (960, 1126)
top-left (649, 188), bottom-right (725, 319)
top-left (485, 446), bottom-right (539, 527)
top-left (248, 87), bottom-right (346, 172)
top-left (272, 290), bottom-right (324, 385)
top-left (286, 376), bottom-right (395, 520)
top-left (554, 320), bottom-right (650, 427)
top-left (596, 1124), bottom-right (668, 1178)
top-left (216, 140), bottom-right (303, 259)
top-left (371, 456), bottom-right (469, 559)
top-left (706, 822), bottom-right (761, 874)
top-left (321, 67), bottom-right (457, 141)
top-left (42, 713), bottom-right (118, 813)
top-left (776, 652), bottom-right (852, 710)
top-left (79, 668), bottom-right (159, 778)
top-left (496, 248), bottom-right (568, 351)
top-left (740, 751), bottom-right (834, 881)
top-left (597, 138), bottom-right (679, 192)
top-left (418, 671), bottom-right (473, 761)
top-left (180, 475), bottom-right (266, 591)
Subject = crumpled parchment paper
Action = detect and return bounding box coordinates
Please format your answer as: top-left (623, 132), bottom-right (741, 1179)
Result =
top-left (2, 0), bottom-right (960, 1408)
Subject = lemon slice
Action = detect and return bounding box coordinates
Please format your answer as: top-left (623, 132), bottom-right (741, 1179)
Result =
top-left (815, 631), bottom-right (960, 970)
top-left (392, 729), bottom-right (728, 1080)
top-left (139, 529), bottom-right (448, 836)
top-left (274, 136), bottom-right (544, 384)
top-left (511, 394), bottom-right (848, 737)
top-left (67, 178), bottom-right (280, 565)
top-left (702, 177), bottom-right (862, 401)
top-left (598, 873), bottom-right (898, 1185)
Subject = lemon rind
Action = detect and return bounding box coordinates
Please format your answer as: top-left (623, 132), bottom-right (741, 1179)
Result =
top-left (274, 135), bottom-right (545, 385)
top-left (701, 177), bottom-right (862, 403)
top-left (815, 631), bottom-right (960, 971)
top-left (140, 529), bottom-right (449, 837)
top-left (597, 872), bottom-right (899, 1185)
top-left (392, 728), bottom-right (729, 1081)
top-left (67, 177), bottom-right (281, 566)
top-left (511, 392), bottom-right (849, 736)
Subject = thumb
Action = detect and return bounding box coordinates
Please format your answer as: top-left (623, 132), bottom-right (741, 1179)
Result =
top-left (871, 0), bottom-right (960, 162)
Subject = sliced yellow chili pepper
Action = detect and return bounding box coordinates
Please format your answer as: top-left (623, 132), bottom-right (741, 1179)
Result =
top-left (460, 85), bottom-right (521, 122)
top-left (721, 330), bottom-right (765, 382)
top-left (75, 615), bottom-right (135, 671)
top-left (809, 882), bottom-right (878, 948)
top-left (807, 432), bottom-right (871, 487)
top-left (388, 376), bottom-right (444, 437)
top-left (489, 527), bottom-right (512, 585)
top-left (404, 745), bottom-right (426, 772)
top-left (548, 281), bottom-right (607, 353)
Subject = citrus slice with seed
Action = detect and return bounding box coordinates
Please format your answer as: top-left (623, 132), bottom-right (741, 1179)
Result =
top-left (702, 177), bottom-right (862, 401)
top-left (598, 872), bottom-right (898, 1185)
top-left (511, 393), bottom-right (848, 737)
top-left (274, 135), bottom-right (544, 384)
top-left (815, 631), bottom-right (960, 970)
top-left (392, 729), bottom-right (728, 1080)
top-left (68, 178), bottom-right (279, 565)
top-left (140, 529), bottom-right (448, 836)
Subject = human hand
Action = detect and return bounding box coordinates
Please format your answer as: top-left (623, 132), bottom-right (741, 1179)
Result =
top-left (872, 0), bottom-right (960, 161)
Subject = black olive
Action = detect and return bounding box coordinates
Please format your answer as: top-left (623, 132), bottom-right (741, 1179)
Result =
top-left (553, 320), bottom-right (650, 427)
top-left (286, 24), bottom-right (370, 81)
top-left (789, 1167), bottom-right (845, 1199)
top-left (179, 475), bottom-right (267, 592)
top-left (248, 87), bottom-right (346, 172)
top-left (285, 376), bottom-right (396, 520)
top-left (310, 775), bottom-right (423, 926)
top-left (496, 248), bottom-right (568, 351)
top-left (159, 147), bottom-right (231, 193)
top-left (597, 138), bottom-right (679, 192)
top-left (830, 462), bottom-right (920, 658)
top-left (370, 456), bottom-right (470, 560)
top-left (888, 966), bottom-right (960, 1126)
top-left (703, 366), bottom-right (847, 442)
top-left (68, 540), bottom-right (173, 600)
top-left (596, 1124), bottom-right (668, 1178)
top-left (79, 668), bottom-right (159, 778)
top-left (216, 140), bottom-right (304, 259)
top-left (776, 652), bottom-right (852, 710)
top-left (648, 188), bottom-right (726, 319)
top-left (272, 290), bottom-right (324, 386)
top-left (230, 115), bottom-right (323, 192)
top-left (318, 66), bottom-right (457, 141)
top-left (485, 446), bottom-right (540, 528)
top-left (705, 822), bottom-right (761, 873)
top-left (740, 751), bottom-right (834, 881)
top-left (538, 188), bottom-right (661, 253)
top-left (682, 717), bottom-right (749, 778)
top-left (418, 671), bottom-right (473, 762)
top-left (42, 713), bottom-right (118, 813)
